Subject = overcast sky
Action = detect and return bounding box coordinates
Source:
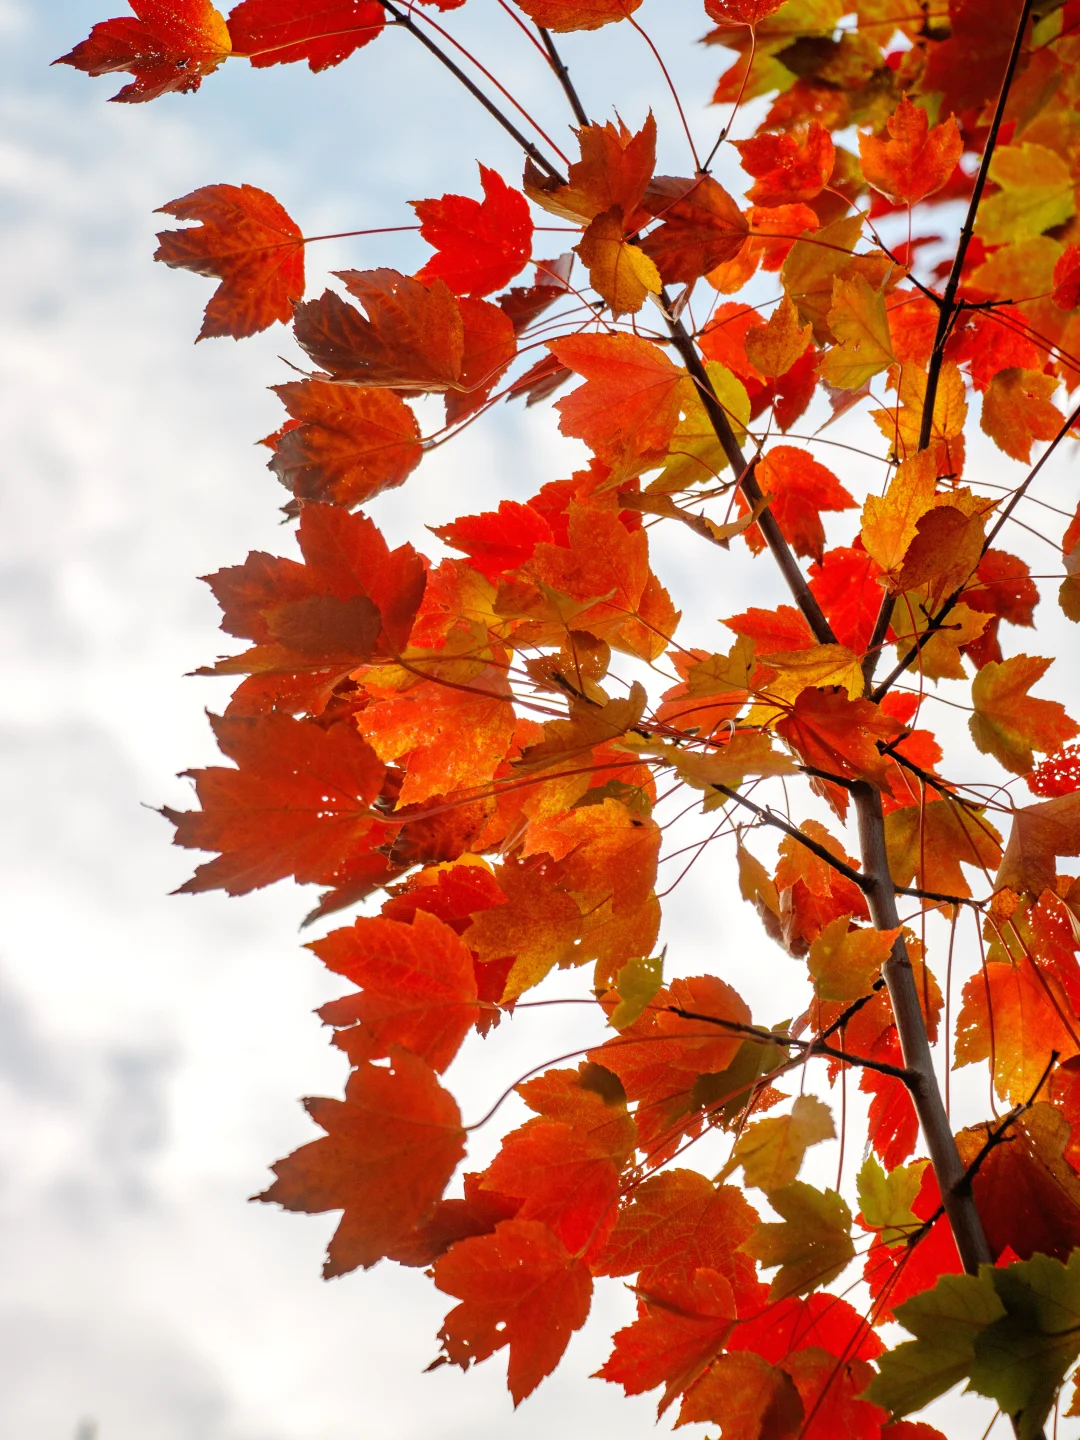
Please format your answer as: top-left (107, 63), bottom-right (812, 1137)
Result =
top-left (3, 4), bottom-right (1078, 1438)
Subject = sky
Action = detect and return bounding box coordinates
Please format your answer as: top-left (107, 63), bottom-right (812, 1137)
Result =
top-left (2, 4), bottom-right (1078, 1438)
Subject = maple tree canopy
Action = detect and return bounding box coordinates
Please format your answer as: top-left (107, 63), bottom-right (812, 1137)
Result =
top-left (59, 0), bottom-right (1080, 1437)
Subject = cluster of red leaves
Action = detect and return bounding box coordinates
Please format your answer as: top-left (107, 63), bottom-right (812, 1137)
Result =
top-left (59, 0), bottom-right (1080, 1435)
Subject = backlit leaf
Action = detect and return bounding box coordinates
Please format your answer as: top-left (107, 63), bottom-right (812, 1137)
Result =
top-left (257, 1050), bottom-right (466, 1276)
top-left (154, 183), bottom-right (304, 339)
top-left (970, 654), bottom-right (1078, 774)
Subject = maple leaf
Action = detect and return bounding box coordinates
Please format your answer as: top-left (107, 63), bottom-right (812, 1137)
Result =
top-left (975, 143), bottom-right (1076, 248)
top-left (808, 546), bottom-right (888, 654)
top-left (818, 273), bottom-right (895, 390)
top-left (445, 294), bottom-right (518, 423)
top-left (433, 501), bottom-right (554, 583)
top-left (744, 1180), bottom-right (854, 1300)
top-left (1053, 245), bottom-right (1080, 310)
top-left (293, 269), bottom-right (464, 389)
top-left (1029, 743), bottom-right (1080, 799)
top-left (859, 444), bottom-right (955, 576)
top-left (154, 184), bottom-right (304, 339)
top-left (576, 208), bottom-right (662, 316)
top-left (858, 97), bottom-right (962, 206)
top-left (997, 793), bottom-right (1080, 895)
top-left (734, 123), bottom-right (835, 207)
top-left (638, 174), bottom-right (749, 284)
top-left (199, 502), bottom-right (425, 707)
top-left (548, 333), bottom-right (683, 476)
top-left (434, 1219), bottom-right (593, 1404)
top-left (871, 1254), bottom-right (1080, 1440)
top-left (266, 379), bottom-right (422, 507)
top-left (595, 1169), bottom-right (760, 1300)
top-left (164, 711), bottom-right (386, 895)
top-left (981, 369), bottom-right (1064, 463)
top-left (742, 445), bottom-right (856, 562)
top-left (387, 1170), bottom-right (521, 1269)
top-left (226, 0), bottom-right (386, 70)
top-left (676, 1351), bottom-right (804, 1437)
top-left (482, 1114), bottom-right (630, 1255)
top-left (525, 115), bottom-right (656, 228)
top-left (55, 0), bottom-right (232, 102)
top-left (514, 0), bottom-right (641, 30)
top-left (885, 796), bottom-right (1002, 901)
top-left (704, 0), bottom-right (786, 23)
top-left (783, 1347), bottom-right (886, 1440)
top-left (311, 909), bottom-right (479, 1072)
top-left (871, 360), bottom-right (967, 474)
top-left (597, 1267), bottom-right (737, 1414)
top-left (257, 1050), bottom-right (466, 1276)
top-left (725, 603), bottom-right (813, 655)
top-left (954, 954), bottom-right (1080, 1104)
top-left (357, 665), bottom-right (515, 807)
top-left (955, 1104), bottom-right (1080, 1265)
top-left (743, 292), bottom-right (813, 379)
top-left (970, 655), bottom-right (1078, 775)
top-left (808, 917), bottom-right (899, 1003)
top-left (464, 858), bottom-right (584, 1002)
top-left (721, 1093), bottom-right (834, 1191)
top-left (775, 688), bottom-right (905, 803)
top-left (413, 165), bottom-right (533, 298)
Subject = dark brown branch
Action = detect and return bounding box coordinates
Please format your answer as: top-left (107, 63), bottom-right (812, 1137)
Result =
top-left (710, 783), bottom-right (871, 892)
top-left (664, 1007), bottom-right (916, 1084)
top-left (851, 781), bottom-right (995, 1274)
top-left (375, 0), bottom-right (568, 184)
top-left (538, 26), bottom-right (591, 126)
top-left (659, 291), bottom-right (839, 646)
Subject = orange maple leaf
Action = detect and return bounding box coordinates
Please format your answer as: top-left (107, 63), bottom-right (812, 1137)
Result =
top-left (54, 0), bottom-right (231, 102)
top-left (434, 1219), bottom-right (593, 1404)
top-left (267, 378), bottom-right (422, 507)
top-left (597, 1267), bottom-right (737, 1414)
top-left (734, 123), bottom-right (835, 207)
top-left (549, 333), bottom-right (684, 475)
top-left (293, 268), bottom-right (465, 389)
top-left (257, 1050), bottom-right (466, 1276)
top-left (199, 502), bottom-right (426, 709)
top-left (740, 446), bottom-right (856, 562)
top-left (639, 174), bottom-right (749, 284)
top-left (513, 0), bottom-right (642, 33)
top-left (858, 96), bottom-right (962, 206)
top-left (154, 183), bottom-right (304, 339)
top-left (164, 711), bottom-right (386, 895)
top-left (312, 909), bottom-right (480, 1073)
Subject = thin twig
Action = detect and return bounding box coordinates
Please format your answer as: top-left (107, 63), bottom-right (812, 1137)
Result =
top-left (374, 0), bottom-right (568, 184)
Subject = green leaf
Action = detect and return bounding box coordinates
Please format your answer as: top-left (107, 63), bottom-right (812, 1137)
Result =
top-left (971, 1252), bottom-right (1080, 1440)
top-left (865, 1271), bottom-right (1006, 1417)
top-left (610, 949), bottom-right (665, 1031)
top-left (721, 1093), bottom-right (834, 1191)
top-left (856, 1154), bottom-right (926, 1248)
top-left (743, 1180), bottom-right (853, 1299)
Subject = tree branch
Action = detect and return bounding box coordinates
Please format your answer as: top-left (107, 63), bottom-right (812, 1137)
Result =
top-left (660, 292), bottom-right (839, 646)
top-left (851, 780), bottom-right (995, 1273)
top-left (538, 27), bottom-right (591, 126)
top-left (375, 0), bottom-right (568, 184)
